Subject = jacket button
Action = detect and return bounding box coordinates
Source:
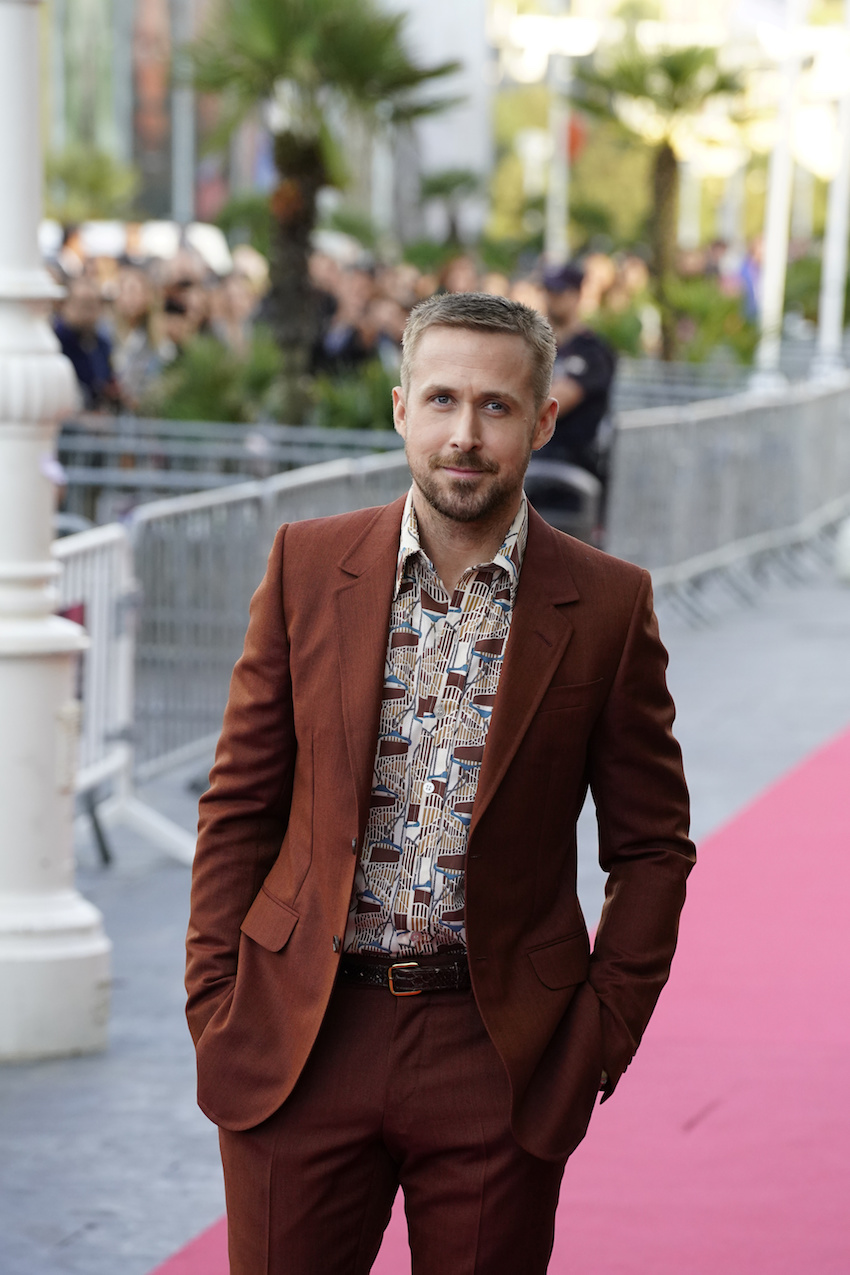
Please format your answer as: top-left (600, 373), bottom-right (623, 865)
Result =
top-left (351, 838), bottom-right (358, 853)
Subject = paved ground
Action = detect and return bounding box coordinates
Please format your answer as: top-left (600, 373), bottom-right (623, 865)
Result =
top-left (2, 544), bottom-right (849, 1275)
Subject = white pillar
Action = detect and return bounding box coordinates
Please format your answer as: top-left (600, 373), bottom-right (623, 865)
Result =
top-left (719, 163), bottom-right (746, 248)
top-left (0, 0), bottom-right (111, 1060)
top-left (752, 0), bottom-right (809, 388)
top-left (545, 54), bottom-right (571, 265)
top-left (678, 161), bottom-right (702, 250)
top-left (790, 162), bottom-right (815, 244)
top-left (814, 0), bottom-right (850, 378)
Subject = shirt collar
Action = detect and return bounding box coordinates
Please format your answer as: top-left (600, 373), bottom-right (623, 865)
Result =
top-left (394, 486), bottom-right (528, 599)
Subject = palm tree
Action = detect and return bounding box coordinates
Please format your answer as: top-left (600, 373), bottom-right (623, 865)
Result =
top-left (420, 168), bottom-right (480, 245)
top-left (572, 45), bottom-right (743, 359)
top-left (192, 0), bottom-right (459, 417)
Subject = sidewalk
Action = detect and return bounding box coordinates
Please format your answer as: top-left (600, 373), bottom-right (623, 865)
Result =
top-left (1, 552), bottom-right (849, 1275)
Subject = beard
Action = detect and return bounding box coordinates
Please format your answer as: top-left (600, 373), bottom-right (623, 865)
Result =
top-left (407, 449), bottom-right (530, 524)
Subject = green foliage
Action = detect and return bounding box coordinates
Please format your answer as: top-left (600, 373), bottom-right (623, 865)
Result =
top-left (782, 255), bottom-right (848, 324)
top-left (570, 198), bottom-right (616, 249)
top-left (141, 329), bottom-right (283, 422)
top-left (401, 238), bottom-right (457, 274)
top-left (191, 0), bottom-right (460, 159)
top-left (573, 45), bottom-right (743, 131)
top-left (420, 168), bottom-right (480, 202)
top-left (478, 237), bottom-right (527, 276)
top-left (215, 192), bottom-right (273, 258)
top-left (45, 146), bottom-right (140, 223)
top-left (311, 360), bottom-right (397, 431)
top-left (588, 306), bottom-right (644, 357)
top-left (663, 276), bottom-right (758, 364)
top-left (323, 206), bottom-right (380, 250)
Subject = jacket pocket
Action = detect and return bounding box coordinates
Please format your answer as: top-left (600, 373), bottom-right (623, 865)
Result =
top-left (240, 888), bottom-right (299, 952)
top-left (536, 679), bottom-right (603, 715)
top-left (528, 928), bottom-right (590, 989)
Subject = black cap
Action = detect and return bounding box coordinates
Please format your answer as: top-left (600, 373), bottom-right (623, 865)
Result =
top-left (542, 261), bottom-right (585, 293)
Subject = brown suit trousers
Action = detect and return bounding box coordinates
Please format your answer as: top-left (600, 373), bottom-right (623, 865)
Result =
top-left (219, 978), bottom-right (566, 1275)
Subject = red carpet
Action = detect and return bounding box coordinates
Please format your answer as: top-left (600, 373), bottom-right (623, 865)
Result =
top-left (151, 727), bottom-right (850, 1274)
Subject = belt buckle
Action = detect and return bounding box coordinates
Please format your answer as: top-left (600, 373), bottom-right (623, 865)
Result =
top-left (388, 961), bottom-right (422, 996)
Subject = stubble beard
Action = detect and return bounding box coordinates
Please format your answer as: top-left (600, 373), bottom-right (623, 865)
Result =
top-left (408, 450), bottom-right (530, 525)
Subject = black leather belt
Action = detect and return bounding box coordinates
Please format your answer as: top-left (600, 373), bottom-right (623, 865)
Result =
top-left (339, 955), bottom-right (471, 996)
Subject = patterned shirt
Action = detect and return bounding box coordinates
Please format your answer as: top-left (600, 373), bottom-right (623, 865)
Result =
top-left (344, 488), bottom-right (528, 956)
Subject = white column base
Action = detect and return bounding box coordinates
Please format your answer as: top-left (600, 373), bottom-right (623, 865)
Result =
top-left (0, 890), bottom-right (111, 1059)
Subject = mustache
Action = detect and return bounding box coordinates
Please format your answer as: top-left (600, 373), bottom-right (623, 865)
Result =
top-left (430, 453), bottom-right (498, 474)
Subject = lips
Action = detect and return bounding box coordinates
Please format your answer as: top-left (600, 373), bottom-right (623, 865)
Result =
top-left (432, 456), bottom-right (497, 476)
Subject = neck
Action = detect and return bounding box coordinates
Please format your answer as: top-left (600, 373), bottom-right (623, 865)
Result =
top-left (411, 489), bottom-right (520, 594)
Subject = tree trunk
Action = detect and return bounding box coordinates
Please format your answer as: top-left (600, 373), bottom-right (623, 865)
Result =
top-left (266, 132), bottom-right (327, 422)
top-left (651, 141), bottom-right (679, 361)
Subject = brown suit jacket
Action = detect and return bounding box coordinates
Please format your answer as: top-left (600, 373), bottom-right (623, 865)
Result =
top-left (186, 496), bottom-right (695, 1162)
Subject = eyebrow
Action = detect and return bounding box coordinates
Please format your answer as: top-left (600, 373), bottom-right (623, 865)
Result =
top-left (418, 383), bottom-right (521, 409)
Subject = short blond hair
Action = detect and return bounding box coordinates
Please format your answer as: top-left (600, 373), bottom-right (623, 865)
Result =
top-left (400, 292), bottom-right (557, 409)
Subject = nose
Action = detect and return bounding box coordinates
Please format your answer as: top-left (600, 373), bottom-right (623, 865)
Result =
top-left (447, 403), bottom-right (481, 453)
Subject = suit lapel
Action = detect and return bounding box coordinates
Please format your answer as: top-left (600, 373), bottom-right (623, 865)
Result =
top-left (334, 497), bottom-right (406, 834)
top-left (470, 509), bottom-right (580, 837)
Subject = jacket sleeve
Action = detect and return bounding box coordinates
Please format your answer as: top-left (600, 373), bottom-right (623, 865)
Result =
top-left (586, 570), bottom-right (696, 1098)
top-left (185, 525), bottom-right (296, 1046)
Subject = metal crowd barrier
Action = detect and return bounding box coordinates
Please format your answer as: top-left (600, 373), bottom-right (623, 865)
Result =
top-left (54, 523), bottom-right (135, 797)
top-left (54, 521), bottom-right (198, 862)
top-left (606, 376), bottom-right (850, 580)
top-left (58, 416), bottom-right (404, 524)
top-left (127, 451), bottom-right (412, 781)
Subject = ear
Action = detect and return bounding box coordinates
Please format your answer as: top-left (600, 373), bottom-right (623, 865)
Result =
top-left (392, 386), bottom-right (407, 439)
top-left (530, 396), bottom-right (558, 452)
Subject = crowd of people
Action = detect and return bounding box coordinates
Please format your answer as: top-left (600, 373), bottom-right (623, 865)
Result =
top-left (48, 239), bottom-right (266, 414)
top-left (47, 233), bottom-right (654, 422)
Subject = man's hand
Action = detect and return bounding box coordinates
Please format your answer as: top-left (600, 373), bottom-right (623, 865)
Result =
top-left (550, 374), bottom-right (585, 415)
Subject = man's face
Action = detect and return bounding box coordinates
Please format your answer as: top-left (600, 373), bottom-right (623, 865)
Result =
top-left (545, 286), bottom-right (581, 329)
top-left (393, 326), bottom-right (556, 526)
top-left (63, 281), bottom-right (102, 333)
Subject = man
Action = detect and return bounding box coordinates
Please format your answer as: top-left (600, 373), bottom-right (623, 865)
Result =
top-left (53, 277), bottom-right (120, 411)
top-left (186, 293), bottom-right (694, 1273)
top-left (542, 261), bottom-right (617, 481)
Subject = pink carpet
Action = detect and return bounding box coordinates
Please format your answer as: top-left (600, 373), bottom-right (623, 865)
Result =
top-left (151, 727), bottom-right (850, 1274)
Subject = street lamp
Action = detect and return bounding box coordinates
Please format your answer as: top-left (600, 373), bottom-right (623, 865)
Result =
top-left (487, 3), bottom-right (599, 263)
top-left (751, 0), bottom-right (810, 388)
top-left (0, 0), bottom-right (111, 1058)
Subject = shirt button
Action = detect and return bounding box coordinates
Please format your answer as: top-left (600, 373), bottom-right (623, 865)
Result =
top-left (435, 703), bottom-right (447, 719)
top-left (423, 781), bottom-right (435, 794)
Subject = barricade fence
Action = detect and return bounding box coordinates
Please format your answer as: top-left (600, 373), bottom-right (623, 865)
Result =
top-left (56, 379), bottom-right (850, 851)
top-left (128, 452), bottom-right (413, 779)
top-left (58, 415), bottom-right (404, 524)
top-left (54, 523), bottom-right (135, 797)
top-left (606, 377), bottom-right (850, 576)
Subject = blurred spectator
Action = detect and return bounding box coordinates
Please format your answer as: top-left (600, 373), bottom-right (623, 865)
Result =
top-left (53, 277), bottom-right (120, 411)
top-left (315, 266), bottom-right (377, 372)
top-left (438, 255), bottom-right (479, 294)
top-left (740, 237), bottom-right (762, 321)
top-left (542, 261), bottom-right (616, 483)
top-left (510, 277), bottom-right (546, 314)
top-left (366, 296), bottom-right (407, 373)
top-left (482, 271), bottom-right (511, 297)
top-left (211, 272), bottom-right (259, 356)
top-left (108, 266), bottom-right (165, 410)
